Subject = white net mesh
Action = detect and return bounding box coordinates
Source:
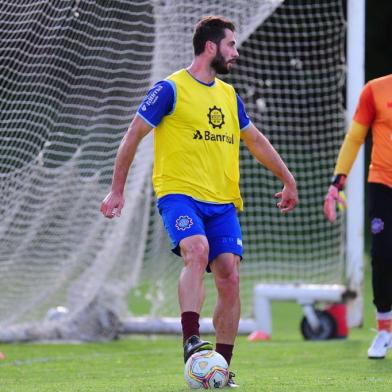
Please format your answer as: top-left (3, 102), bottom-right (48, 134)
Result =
top-left (0, 0), bottom-right (347, 341)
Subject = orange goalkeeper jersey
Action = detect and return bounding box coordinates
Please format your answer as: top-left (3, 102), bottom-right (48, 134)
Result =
top-left (354, 74), bottom-right (392, 187)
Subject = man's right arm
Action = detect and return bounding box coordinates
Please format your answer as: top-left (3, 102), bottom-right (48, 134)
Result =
top-left (333, 120), bottom-right (369, 177)
top-left (100, 116), bottom-right (152, 219)
top-left (323, 82), bottom-right (373, 223)
top-left (323, 121), bottom-right (368, 223)
top-left (101, 80), bottom-right (175, 219)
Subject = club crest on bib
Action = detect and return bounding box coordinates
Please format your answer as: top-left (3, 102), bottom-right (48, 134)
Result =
top-left (175, 215), bottom-right (194, 231)
top-left (207, 106), bottom-right (225, 129)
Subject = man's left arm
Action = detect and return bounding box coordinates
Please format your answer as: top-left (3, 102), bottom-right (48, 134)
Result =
top-left (241, 123), bottom-right (298, 213)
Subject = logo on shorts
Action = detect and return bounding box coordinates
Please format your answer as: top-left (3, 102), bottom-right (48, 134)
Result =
top-left (371, 218), bottom-right (384, 234)
top-left (175, 215), bottom-right (193, 231)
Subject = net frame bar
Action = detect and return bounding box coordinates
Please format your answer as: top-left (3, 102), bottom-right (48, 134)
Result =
top-left (345, 0), bottom-right (365, 328)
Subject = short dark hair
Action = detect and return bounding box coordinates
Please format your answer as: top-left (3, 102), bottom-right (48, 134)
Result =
top-left (192, 16), bottom-right (236, 56)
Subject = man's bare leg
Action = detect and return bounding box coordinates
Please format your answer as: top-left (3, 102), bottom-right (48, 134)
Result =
top-left (179, 235), bottom-right (213, 362)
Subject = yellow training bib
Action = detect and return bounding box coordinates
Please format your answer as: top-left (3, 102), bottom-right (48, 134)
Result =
top-left (153, 69), bottom-right (243, 210)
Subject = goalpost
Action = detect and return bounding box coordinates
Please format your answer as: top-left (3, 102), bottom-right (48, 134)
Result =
top-left (0, 0), bottom-right (364, 342)
top-left (345, 0), bottom-right (365, 329)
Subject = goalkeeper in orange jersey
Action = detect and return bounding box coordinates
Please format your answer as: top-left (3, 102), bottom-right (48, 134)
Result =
top-left (324, 74), bottom-right (392, 359)
top-left (101, 15), bottom-right (298, 386)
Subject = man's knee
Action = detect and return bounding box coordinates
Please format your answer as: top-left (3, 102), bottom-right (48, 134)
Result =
top-left (180, 235), bottom-right (209, 269)
top-left (372, 241), bottom-right (392, 266)
top-left (213, 255), bottom-right (240, 291)
top-left (372, 252), bottom-right (392, 267)
top-left (217, 272), bottom-right (240, 296)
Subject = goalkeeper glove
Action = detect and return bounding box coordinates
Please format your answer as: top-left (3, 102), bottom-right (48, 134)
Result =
top-left (323, 174), bottom-right (347, 223)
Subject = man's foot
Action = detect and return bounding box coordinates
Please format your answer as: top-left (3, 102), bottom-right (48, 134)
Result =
top-left (368, 330), bottom-right (392, 359)
top-left (227, 371), bottom-right (239, 388)
top-left (183, 335), bottom-right (213, 363)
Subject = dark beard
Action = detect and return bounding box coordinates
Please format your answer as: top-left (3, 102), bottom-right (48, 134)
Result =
top-left (211, 50), bottom-right (230, 74)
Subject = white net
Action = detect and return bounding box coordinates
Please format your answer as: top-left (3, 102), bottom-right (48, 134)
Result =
top-left (0, 0), bottom-right (347, 341)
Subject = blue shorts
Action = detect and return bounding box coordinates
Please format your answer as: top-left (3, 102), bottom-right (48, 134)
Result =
top-left (157, 194), bottom-right (243, 271)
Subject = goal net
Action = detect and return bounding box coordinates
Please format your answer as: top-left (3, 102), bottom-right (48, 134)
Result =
top-left (0, 0), bottom-right (352, 341)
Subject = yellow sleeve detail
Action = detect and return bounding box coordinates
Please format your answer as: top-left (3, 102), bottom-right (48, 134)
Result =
top-left (334, 120), bottom-right (369, 175)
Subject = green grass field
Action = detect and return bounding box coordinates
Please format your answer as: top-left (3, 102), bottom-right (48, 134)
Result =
top-left (1, 260), bottom-right (392, 392)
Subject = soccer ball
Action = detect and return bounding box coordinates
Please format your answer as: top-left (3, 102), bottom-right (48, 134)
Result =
top-left (184, 350), bottom-right (229, 389)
